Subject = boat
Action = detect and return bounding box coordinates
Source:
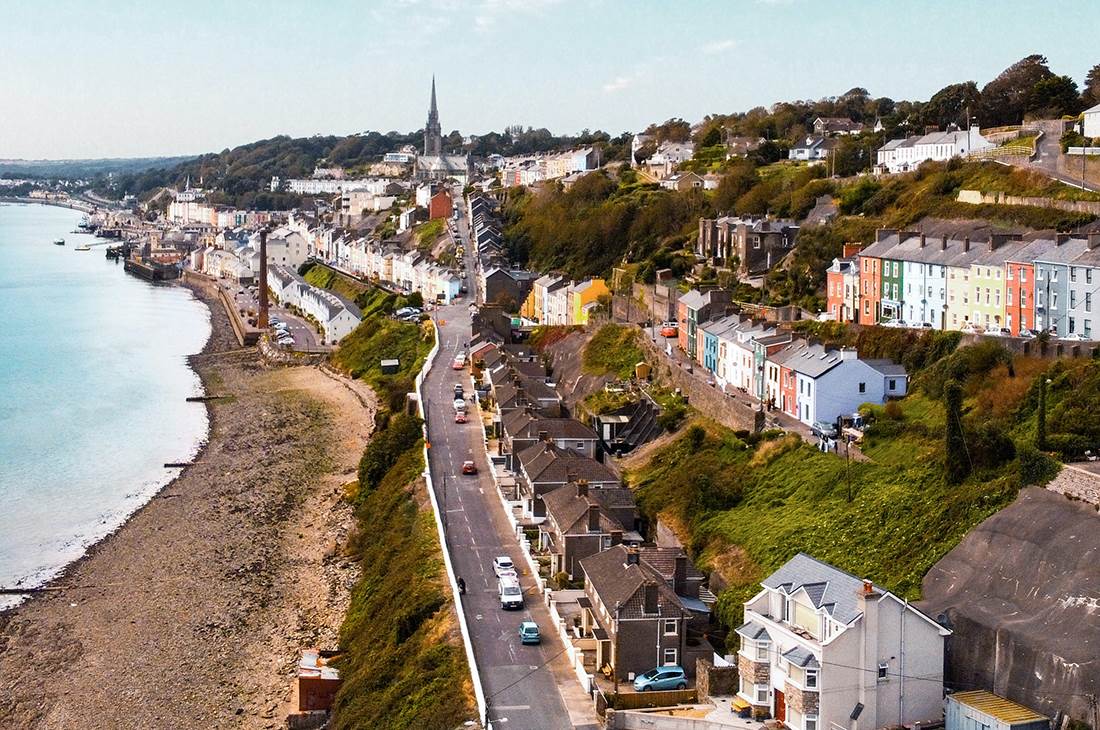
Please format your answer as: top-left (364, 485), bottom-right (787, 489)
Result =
top-left (75, 244), bottom-right (91, 251)
top-left (53, 237), bottom-right (65, 246)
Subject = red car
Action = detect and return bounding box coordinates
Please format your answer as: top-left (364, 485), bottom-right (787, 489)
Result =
top-left (454, 412), bottom-right (468, 424)
top-left (461, 460), bottom-right (478, 475)
top-left (659, 323), bottom-right (679, 338)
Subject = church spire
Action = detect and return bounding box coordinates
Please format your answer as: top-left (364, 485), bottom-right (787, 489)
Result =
top-left (424, 75), bottom-right (442, 157)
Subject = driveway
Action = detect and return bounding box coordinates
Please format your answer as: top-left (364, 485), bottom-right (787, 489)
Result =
top-left (229, 284), bottom-right (323, 350)
top-left (424, 304), bottom-right (598, 730)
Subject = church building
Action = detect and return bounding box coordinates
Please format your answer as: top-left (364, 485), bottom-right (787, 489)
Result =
top-left (416, 77), bottom-right (472, 183)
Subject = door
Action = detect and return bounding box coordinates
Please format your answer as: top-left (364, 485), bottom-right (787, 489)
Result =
top-left (775, 688), bottom-right (786, 722)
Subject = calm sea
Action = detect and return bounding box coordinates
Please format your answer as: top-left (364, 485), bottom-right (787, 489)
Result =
top-left (0, 203), bottom-right (211, 608)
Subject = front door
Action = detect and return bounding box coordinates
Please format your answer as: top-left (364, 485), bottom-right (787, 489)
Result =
top-left (775, 688), bottom-right (786, 723)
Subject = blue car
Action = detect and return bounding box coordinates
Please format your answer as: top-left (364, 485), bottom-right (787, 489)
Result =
top-left (518, 621), bottom-right (541, 645)
top-left (633, 665), bottom-right (687, 691)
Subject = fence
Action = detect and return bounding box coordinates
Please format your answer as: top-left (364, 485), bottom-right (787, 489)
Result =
top-left (413, 321), bottom-right (489, 727)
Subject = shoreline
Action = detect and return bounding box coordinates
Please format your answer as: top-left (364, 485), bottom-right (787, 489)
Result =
top-left (0, 279), bottom-right (376, 728)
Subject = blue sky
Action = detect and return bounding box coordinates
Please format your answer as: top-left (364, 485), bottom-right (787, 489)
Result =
top-left (0, 0), bottom-right (1096, 159)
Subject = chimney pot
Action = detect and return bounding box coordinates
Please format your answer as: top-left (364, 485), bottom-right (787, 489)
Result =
top-left (919, 234), bottom-right (926, 248)
top-left (862, 579), bottom-right (874, 595)
top-left (1056, 233), bottom-right (1071, 245)
top-left (626, 549), bottom-right (640, 566)
top-left (577, 479), bottom-right (589, 497)
top-left (940, 234), bottom-right (948, 251)
top-left (963, 236), bottom-right (971, 252)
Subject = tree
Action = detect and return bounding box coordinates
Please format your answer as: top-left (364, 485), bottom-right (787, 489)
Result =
top-left (713, 160), bottom-right (758, 212)
top-left (922, 82), bottom-right (981, 130)
top-left (1081, 63), bottom-right (1100, 108)
top-left (980, 54), bottom-right (1054, 126)
top-left (944, 379), bottom-right (970, 484)
top-left (1036, 376), bottom-right (1048, 450)
top-left (1026, 75), bottom-right (1081, 118)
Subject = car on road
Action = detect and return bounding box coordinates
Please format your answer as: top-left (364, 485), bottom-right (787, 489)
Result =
top-left (811, 421), bottom-right (837, 439)
top-left (452, 353), bottom-right (467, 370)
top-left (498, 576), bottom-right (523, 610)
top-left (492, 556), bottom-right (515, 577)
top-left (659, 322), bottom-right (678, 337)
top-left (518, 621), bottom-right (541, 645)
top-left (454, 411), bottom-right (468, 424)
top-left (453, 397), bottom-right (467, 412)
top-left (454, 384), bottom-right (464, 398)
top-left (633, 665), bottom-right (687, 692)
top-left (461, 460), bottom-right (478, 475)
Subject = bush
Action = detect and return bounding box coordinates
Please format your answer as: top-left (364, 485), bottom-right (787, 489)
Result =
top-left (657, 401), bottom-right (687, 431)
top-left (883, 400), bottom-right (903, 420)
top-left (356, 413), bottom-right (423, 498)
top-left (1016, 443), bottom-right (1059, 486)
top-left (1045, 433), bottom-right (1093, 459)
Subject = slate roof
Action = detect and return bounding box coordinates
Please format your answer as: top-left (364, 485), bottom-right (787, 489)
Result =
top-left (782, 645), bottom-right (821, 669)
top-left (581, 545), bottom-right (687, 620)
top-left (638, 546), bottom-right (707, 583)
top-left (503, 411), bottom-right (598, 441)
top-left (542, 484), bottom-right (622, 535)
top-left (787, 343), bottom-right (844, 378)
top-left (861, 359), bottom-right (907, 376)
top-left (761, 552), bottom-right (883, 625)
top-left (518, 442), bottom-right (619, 485)
top-left (736, 620), bottom-right (772, 641)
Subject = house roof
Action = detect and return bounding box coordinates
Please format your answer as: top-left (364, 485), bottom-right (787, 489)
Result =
top-left (736, 620), bottom-right (772, 641)
top-left (861, 359), bottom-right (907, 376)
top-left (637, 546), bottom-right (706, 583)
top-left (787, 343), bottom-right (845, 378)
top-left (503, 410), bottom-right (598, 441)
top-left (782, 645), bottom-right (821, 669)
top-left (518, 442), bottom-right (619, 485)
top-left (761, 552), bottom-right (885, 625)
top-left (581, 545), bottom-right (687, 620)
top-left (948, 691), bottom-right (1049, 724)
top-left (542, 484), bottom-right (622, 536)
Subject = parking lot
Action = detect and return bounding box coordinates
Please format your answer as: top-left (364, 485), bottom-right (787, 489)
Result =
top-left (228, 283), bottom-right (323, 350)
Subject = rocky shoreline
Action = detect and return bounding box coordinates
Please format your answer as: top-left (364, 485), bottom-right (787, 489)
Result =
top-left (0, 282), bottom-right (376, 729)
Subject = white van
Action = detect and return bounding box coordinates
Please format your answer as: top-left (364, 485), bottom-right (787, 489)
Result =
top-left (498, 576), bottom-right (523, 610)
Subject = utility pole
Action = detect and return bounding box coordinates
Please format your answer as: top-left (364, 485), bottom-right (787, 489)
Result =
top-left (845, 435), bottom-right (853, 503)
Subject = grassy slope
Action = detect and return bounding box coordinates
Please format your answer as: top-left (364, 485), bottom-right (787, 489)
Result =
top-left (627, 342), bottom-right (1082, 633)
top-left (332, 444), bottom-right (475, 730)
top-left (582, 323), bottom-right (644, 379)
top-left (303, 263), bottom-right (397, 316)
top-left (331, 315), bottom-right (432, 411)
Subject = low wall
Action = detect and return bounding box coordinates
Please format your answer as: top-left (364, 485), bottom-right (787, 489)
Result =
top-left (957, 188), bottom-right (1100, 215)
top-left (608, 708), bottom-right (722, 730)
top-left (695, 658), bottom-right (737, 702)
top-left (611, 689), bottom-right (698, 711)
top-left (183, 270), bottom-right (260, 346)
top-left (637, 336), bottom-right (760, 433)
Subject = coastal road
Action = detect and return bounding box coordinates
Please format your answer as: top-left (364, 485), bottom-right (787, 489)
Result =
top-left (1013, 119), bottom-right (1099, 192)
top-left (424, 304), bottom-right (598, 730)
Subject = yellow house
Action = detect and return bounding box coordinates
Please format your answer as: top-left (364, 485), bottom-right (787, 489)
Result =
top-left (567, 278), bottom-right (610, 325)
top-left (969, 236), bottom-right (1026, 332)
top-left (520, 288), bottom-right (539, 320)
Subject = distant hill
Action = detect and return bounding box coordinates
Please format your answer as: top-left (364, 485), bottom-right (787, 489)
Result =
top-left (0, 156), bottom-right (197, 180)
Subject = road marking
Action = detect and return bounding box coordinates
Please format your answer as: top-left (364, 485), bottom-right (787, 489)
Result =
top-left (493, 705), bottom-right (532, 712)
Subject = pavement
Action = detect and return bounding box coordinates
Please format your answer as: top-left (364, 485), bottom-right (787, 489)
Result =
top-left (229, 283), bottom-right (323, 350)
top-left (1016, 119), bottom-right (1099, 192)
top-left (422, 198), bottom-right (598, 729)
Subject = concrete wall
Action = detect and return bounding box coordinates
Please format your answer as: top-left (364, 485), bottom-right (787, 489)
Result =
top-left (957, 189), bottom-right (1100, 215)
top-left (696, 658), bottom-right (738, 702)
top-left (608, 707), bottom-right (715, 730)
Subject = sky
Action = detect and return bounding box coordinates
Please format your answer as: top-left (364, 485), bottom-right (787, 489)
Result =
top-left (0, 0), bottom-right (1097, 160)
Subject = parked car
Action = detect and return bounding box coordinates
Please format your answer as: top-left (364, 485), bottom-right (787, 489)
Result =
top-left (453, 398), bottom-right (467, 412)
top-left (461, 460), bottom-right (478, 475)
top-left (454, 411), bottom-right (468, 424)
top-left (659, 322), bottom-right (678, 338)
top-left (498, 576), bottom-right (523, 610)
top-left (492, 556), bottom-right (515, 577)
top-left (1061, 333), bottom-right (1089, 342)
top-left (454, 384), bottom-right (464, 398)
top-left (811, 421), bottom-right (837, 440)
top-left (633, 665), bottom-right (687, 692)
top-left (518, 621), bottom-right (541, 645)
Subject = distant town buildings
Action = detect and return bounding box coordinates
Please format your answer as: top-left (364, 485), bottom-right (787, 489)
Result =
top-left (416, 78), bottom-right (472, 183)
top-left (697, 215), bottom-right (800, 276)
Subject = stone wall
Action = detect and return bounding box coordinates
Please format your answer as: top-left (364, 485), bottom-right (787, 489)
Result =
top-left (637, 335), bottom-right (762, 433)
top-left (957, 189), bottom-right (1100, 215)
top-left (696, 658), bottom-right (738, 702)
top-left (784, 681), bottom-right (819, 715)
top-left (737, 653), bottom-right (769, 683)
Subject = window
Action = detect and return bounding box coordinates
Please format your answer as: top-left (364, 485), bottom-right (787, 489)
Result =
top-left (858, 382), bottom-right (866, 393)
top-left (878, 662), bottom-right (889, 681)
top-left (602, 536), bottom-right (613, 549)
top-left (806, 669), bottom-right (819, 689)
top-left (1008, 268), bottom-right (1014, 281)
top-left (888, 378), bottom-right (897, 391)
top-left (1071, 267), bottom-right (1077, 282)
top-left (1054, 269), bottom-right (1059, 283)
top-left (1021, 269), bottom-right (1027, 283)
top-left (755, 685), bottom-right (769, 703)
top-left (1038, 268), bottom-right (1044, 280)
top-left (1072, 291), bottom-right (1078, 309)
top-left (755, 642), bottom-right (768, 661)
top-left (1089, 293), bottom-right (1094, 313)
top-left (806, 716), bottom-right (819, 730)
top-left (663, 647), bottom-right (678, 666)
top-left (1088, 269), bottom-right (1093, 284)
top-left (664, 619), bottom-right (678, 635)
top-left (1053, 293), bottom-right (1059, 309)
top-left (1086, 320), bottom-right (1093, 338)
top-left (1070, 317), bottom-right (1076, 334)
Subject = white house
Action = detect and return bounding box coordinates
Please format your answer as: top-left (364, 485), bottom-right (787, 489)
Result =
top-left (876, 129), bottom-right (993, 174)
top-left (789, 137), bottom-right (838, 162)
top-left (778, 344), bottom-right (907, 426)
top-left (1083, 103), bottom-right (1100, 139)
top-left (737, 553), bottom-right (950, 730)
top-left (298, 287), bottom-right (362, 344)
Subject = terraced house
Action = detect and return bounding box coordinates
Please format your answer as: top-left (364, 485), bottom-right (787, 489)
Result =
top-left (737, 554), bottom-right (950, 730)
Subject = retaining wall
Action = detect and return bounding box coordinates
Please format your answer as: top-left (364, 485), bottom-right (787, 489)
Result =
top-left (1045, 465), bottom-right (1100, 507)
top-left (957, 188), bottom-right (1100, 215)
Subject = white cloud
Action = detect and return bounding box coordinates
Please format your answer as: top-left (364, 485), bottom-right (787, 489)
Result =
top-left (701, 38), bottom-right (737, 55)
top-left (473, 0), bottom-right (563, 32)
top-left (603, 75), bottom-right (636, 93)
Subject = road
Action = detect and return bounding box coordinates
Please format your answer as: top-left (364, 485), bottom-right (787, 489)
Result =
top-left (229, 283), bottom-right (322, 350)
top-left (424, 199), bottom-right (596, 730)
top-left (1016, 119), bottom-right (1099, 192)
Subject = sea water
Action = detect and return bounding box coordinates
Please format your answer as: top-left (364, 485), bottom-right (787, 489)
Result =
top-left (0, 203), bottom-right (211, 608)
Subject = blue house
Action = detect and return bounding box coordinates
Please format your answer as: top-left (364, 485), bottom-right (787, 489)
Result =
top-left (700, 315), bottom-right (743, 374)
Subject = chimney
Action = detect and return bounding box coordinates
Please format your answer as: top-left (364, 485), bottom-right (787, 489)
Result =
top-left (674, 554), bottom-right (688, 596)
top-left (940, 234), bottom-right (948, 251)
top-left (842, 242), bottom-right (863, 258)
top-left (538, 429), bottom-right (549, 443)
top-left (963, 236), bottom-right (971, 252)
top-left (840, 347), bottom-right (858, 361)
top-left (919, 234), bottom-right (927, 248)
top-left (1056, 233), bottom-right (1071, 245)
top-left (587, 502), bottom-right (600, 532)
top-left (611, 530), bottom-right (623, 546)
top-left (626, 549), bottom-right (640, 566)
top-left (643, 582), bottom-right (659, 615)
top-left (1089, 233), bottom-right (1100, 250)
top-left (862, 579), bottom-right (874, 596)
top-left (991, 232), bottom-right (1023, 251)
top-left (876, 228), bottom-right (898, 243)
top-left (576, 478), bottom-right (589, 498)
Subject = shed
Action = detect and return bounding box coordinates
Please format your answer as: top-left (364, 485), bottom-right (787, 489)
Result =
top-left (380, 358), bottom-right (400, 375)
top-left (946, 691), bottom-right (1049, 730)
top-left (634, 362), bottom-right (652, 381)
